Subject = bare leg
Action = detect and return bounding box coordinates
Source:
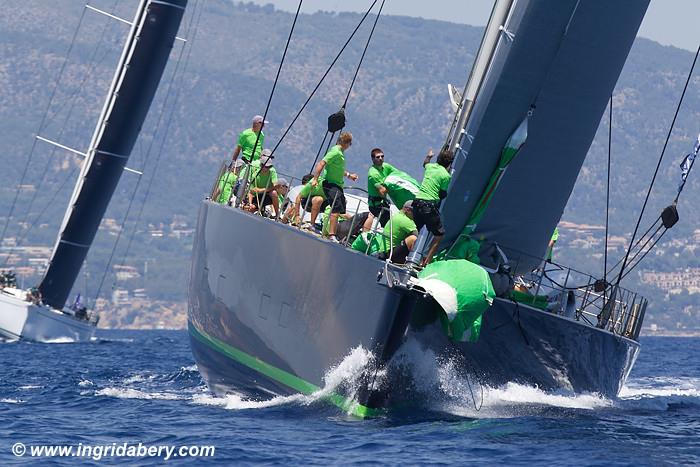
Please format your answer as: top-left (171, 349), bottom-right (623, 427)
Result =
top-left (270, 189), bottom-right (279, 217)
top-left (422, 235), bottom-right (443, 267)
top-left (362, 213), bottom-right (375, 232)
top-left (310, 196), bottom-right (323, 224)
top-left (329, 213), bottom-right (339, 236)
top-left (405, 235), bottom-right (417, 250)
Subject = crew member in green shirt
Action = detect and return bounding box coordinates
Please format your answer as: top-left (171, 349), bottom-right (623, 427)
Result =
top-left (232, 115), bottom-right (267, 163)
top-left (292, 174), bottom-right (327, 229)
top-left (212, 159), bottom-right (243, 205)
top-left (247, 150), bottom-right (281, 217)
top-left (367, 148), bottom-right (420, 226)
top-left (412, 148), bottom-right (454, 266)
top-left (382, 200), bottom-right (419, 264)
top-left (350, 201), bottom-right (417, 262)
top-left (311, 132), bottom-right (358, 243)
top-left (367, 148), bottom-right (396, 226)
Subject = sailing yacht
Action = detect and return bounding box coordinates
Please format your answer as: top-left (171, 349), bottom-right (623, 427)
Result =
top-left (188, 0), bottom-right (651, 416)
top-left (0, 0), bottom-right (187, 342)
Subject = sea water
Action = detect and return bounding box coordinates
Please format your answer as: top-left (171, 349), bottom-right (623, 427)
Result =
top-left (1, 330), bottom-right (698, 465)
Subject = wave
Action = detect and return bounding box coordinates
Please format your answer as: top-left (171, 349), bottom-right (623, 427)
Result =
top-left (41, 337), bottom-right (76, 344)
top-left (0, 398), bottom-right (24, 404)
top-left (617, 376), bottom-right (700, 411)
top-left (190, 346), bottom-right (375, 413)
top-left (192, 392), bottom-right (305, 410)
top-left (90, 337), bottom-right (135, 343)
top-left (95, 387), bottom-right (184, 401)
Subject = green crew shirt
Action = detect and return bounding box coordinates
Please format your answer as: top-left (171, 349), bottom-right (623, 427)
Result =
top-left (237, 128), bottom-right (264, 162)
top-left (385, 211), bottom-right (417, 249)
top-left (216, 171), bottom-right (238, 204)
top-left (416, 163), bottom-right (451, 202)
top-left (322, 145), bottom-right (346, 187)
top-left (299, 178), bottom-right (326, 199)
top-left (250, 160), bottom-right (278, 190)
top-left (367, 162), bottom-right (397, 206)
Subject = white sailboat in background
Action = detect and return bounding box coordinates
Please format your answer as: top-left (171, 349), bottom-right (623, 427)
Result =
top-left (0, 0), bottom-right (187, 342)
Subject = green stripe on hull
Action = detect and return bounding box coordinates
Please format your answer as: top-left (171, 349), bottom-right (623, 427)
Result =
top-left (188, 321), bottom-right (382, 419)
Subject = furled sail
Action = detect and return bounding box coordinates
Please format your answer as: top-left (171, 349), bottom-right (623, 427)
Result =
top-left (39, 0), bottom-right (187, 309)
top-left (440, 0), bottom-right (650, 274)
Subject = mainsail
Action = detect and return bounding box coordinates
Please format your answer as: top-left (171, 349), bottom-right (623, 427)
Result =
top-left (440, 0), bottom-right (650, 274)
top-left (39, 0), bottom-right (187, 309)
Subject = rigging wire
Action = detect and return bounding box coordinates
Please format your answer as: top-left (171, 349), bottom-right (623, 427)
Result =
top-left (305, 0), bottom-right (385, 174)
top-left (3, 3), bottom-right (122, 264)
top-left (0, 4), bottom-right (90, 244)
top-left (269, 0), bottom-right (379, 156)
top-left (342, 0), bottom-right (385, 110)
top-left (245, 0), bottom-right (303, 167)
top-left (604, 94), bottom-right (612, 291)
top-left (615, 43), bottom-right (700, 287)
top-left (97, 0), bottom-right (206, 303)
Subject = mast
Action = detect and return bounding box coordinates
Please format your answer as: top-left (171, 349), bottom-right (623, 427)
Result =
top-left (437, 0), bottom-right (649, 273)
top-left (446, 0), bottom-right (515, 154)
top-left (38, 0), bottom-right (187, 309)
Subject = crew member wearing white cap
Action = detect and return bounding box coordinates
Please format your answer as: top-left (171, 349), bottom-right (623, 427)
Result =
top-left (232, 115), bottom-right (268, 163)
top-left (247, 149), bottom-right (281, 216)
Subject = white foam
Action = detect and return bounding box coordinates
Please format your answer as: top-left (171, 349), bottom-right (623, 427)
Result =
top-left (122, 374), bottom-right (152, 384)
top-left (387, 337), bottom-right (612, 418)
top-left (95, 387), bottom-right (183, 401)
top-left (192, 392), bottom-right (304, 410)
top-left (314, 346), bottom-right (373, 399)
top-left (18, 385), bottom-right (42, 390)
top-left (0, 398), bottom-right (24, 404)
top-left (78, 379), bottom-right (93, 387)
top-left (42, 337), bottom-right (76, 344)
top-left (620, 377), bottom-right (700, 399)
top-left (616, 376), bottom-right (700, 411)
top-left (190, 346), bottom-right (376, 413)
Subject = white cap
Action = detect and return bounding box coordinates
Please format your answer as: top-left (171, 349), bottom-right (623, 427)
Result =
top-left (252, 115), bottom-right (269, 124)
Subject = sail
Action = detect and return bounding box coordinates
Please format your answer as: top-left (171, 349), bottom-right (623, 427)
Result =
top-left (440, 0), bottom-right (649, 274)
top-left (38, 0), bottom-right (187, 309)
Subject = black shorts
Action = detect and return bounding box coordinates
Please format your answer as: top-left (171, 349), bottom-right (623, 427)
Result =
top-left (322, 181), bottom-right (346, 214)
top-left (368, 201), bottom-right (390, 227)
top-left (378, 241), bottom-right (411, 264)
top-left (412, 199), bottom-right (444, 236)
top-left (251, 192), bottom-right (274, 208)
top-left (300, 196), bottom-right (328, 213)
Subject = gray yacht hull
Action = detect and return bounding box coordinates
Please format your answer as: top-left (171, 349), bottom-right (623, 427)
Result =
top-left (188, 201), bottom-right (639, 414)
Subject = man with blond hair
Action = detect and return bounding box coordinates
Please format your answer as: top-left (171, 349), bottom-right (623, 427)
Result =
top-left (311, 132), bottom-right (358, 243)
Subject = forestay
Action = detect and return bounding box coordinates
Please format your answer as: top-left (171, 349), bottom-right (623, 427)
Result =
top-left (440, 0), bottom-right (649, 274)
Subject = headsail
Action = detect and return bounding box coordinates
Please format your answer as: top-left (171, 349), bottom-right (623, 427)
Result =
top-left (440, 0), bottom-right (650, 274)
top-left (39, 0), bottom-right (187, 309)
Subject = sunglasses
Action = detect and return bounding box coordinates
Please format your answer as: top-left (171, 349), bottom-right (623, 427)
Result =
top-left (373, 154), bottom-right (384, 159)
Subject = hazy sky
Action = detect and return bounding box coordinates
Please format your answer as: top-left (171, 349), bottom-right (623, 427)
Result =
top-left (245, 0), bottom-right (699, 52)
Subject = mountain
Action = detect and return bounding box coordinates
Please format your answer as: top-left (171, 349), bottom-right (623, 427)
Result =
top-left (1, 1), bottom-right (699, 330)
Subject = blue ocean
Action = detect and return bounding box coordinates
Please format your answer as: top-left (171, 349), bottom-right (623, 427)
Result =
top-left (1, 331), bottom-right (698, 465)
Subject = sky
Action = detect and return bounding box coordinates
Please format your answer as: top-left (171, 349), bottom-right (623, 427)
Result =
top-left (245, 0), bottom-right (699, 52)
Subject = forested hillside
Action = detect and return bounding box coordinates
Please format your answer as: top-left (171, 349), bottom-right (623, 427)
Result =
top-left (1, 1), bottom-right (699, 329)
